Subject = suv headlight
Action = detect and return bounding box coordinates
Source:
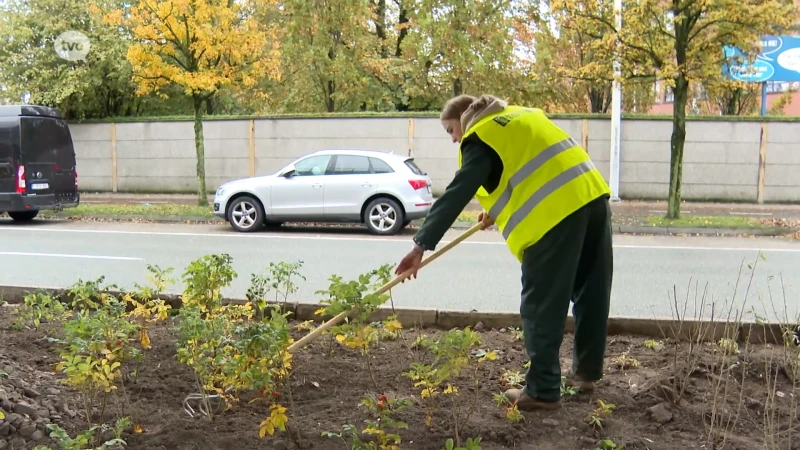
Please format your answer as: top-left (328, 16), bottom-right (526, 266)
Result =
top-left (215, 186), bottom-right (226, 196)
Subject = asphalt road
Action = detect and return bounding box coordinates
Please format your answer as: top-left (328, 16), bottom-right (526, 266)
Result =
top-left (0, 219), bottom-right (798, 322)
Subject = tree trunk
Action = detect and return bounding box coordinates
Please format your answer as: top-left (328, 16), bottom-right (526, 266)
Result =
top-left (206, 96), bottom-right (214, 115)
top-left (453, 78), bottom-right (462, 97)
top-left (667, 74), bottom-right (688, 219)
top-left (193, 95), bottom-right (209, 207)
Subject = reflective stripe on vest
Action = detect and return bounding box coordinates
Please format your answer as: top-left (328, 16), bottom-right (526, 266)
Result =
top-left (487, 136), bottom-right (580, 221)
top-left (501, 158), bottom-right (597, 240)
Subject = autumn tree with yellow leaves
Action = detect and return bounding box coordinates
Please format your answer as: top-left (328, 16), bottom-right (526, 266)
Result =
top-left (105, 0), bottom-right (281, 206)
top-left (552, 0), bottom-right (798, 218)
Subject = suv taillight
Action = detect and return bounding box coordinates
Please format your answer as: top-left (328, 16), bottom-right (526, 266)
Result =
top-left (15, 165), bottom-right (26, 194)
top-left (74, 169), bottom-right (78, 189)
top-left (408, 179), bottom-right (428, 190)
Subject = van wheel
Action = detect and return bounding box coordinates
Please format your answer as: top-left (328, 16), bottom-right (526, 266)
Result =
top-left (8, 210), bottom-right (39, 222)
top-left (364, 197), bottom-right (404, 235)
top-left (227, 196), bottom-right (264, 232)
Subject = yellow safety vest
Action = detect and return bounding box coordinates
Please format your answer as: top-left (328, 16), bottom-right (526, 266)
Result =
top-left (458, 105), bottom-right (611, 262)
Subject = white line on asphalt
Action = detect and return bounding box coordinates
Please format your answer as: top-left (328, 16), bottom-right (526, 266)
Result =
top-left (3, 226), bottom-right (800, 253)
top-left (0, 251), bottom-right (142, 261)
top-left (737, 212), bottom-right (773, 216)
top-left (648, 209), bottom-right (693, 213)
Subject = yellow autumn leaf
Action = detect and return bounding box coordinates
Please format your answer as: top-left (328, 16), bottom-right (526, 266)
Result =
top-left (482, 351), bottom-right (498, 362)
top-left (335, 334), bottom-right (346, 344)
top-left (443, 384), bottom-right (458, 394)
top-left (140, 329), bottom-right (151, 349)
top-left (133, 423), bottom-right (144, 433)
top-left (314, 307), bottom-right (326, 316)
top-left (421, 388), bottom-right (431, 399)
top-left (0, 410), bottom-right (5, 420)
top-left (384, 320), bottom-right (403, 333)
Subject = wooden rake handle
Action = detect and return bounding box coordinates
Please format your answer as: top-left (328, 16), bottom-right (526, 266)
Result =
top-left (286, 221), bottom-right (487, 352)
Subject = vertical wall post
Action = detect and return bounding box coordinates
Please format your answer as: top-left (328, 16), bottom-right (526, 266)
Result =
top-left (110, 123), bottom-right (118, 193)
top-left (248, 119), bottom-right (256, 177)
top-left (757, 122), bottom-right (769, 204)
top-left (407, 118), bottom-right (415, 157)
top-left (581, 118), bottom-right (589, 152)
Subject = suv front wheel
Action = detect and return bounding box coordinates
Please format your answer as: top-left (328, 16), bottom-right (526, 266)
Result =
top-left (364, 197), bottom-right (404, 235)
top-left (227, 196), bottom-right (264, 232)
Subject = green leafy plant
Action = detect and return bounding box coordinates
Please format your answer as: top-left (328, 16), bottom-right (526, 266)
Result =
top-left (34, 417), bottom-right (130, 450)
top-left (643, 339), bottom-right (664, 351)
top-left (122, 265), bottom-right (175, 380)
top-left (175, 254), bottom-right (295, 440)
top-left (12, 290), bottom-right (70, 330)
top-left (323, 394), bottom-right (412, 450)
top-left (314, 264), bottom-right (401, 388)
top-left (405, 328), bottom-right (495, 447)
top-left (442, 437), bottom-right (482, 450)
top-left (491, 392), bottom-right (524, 423)
top-left (611, 353), bottom-right (640, 370)
top-left (55, 298), bottom-right (140, 425)
top-left (508, 327), bottom-right (524, 341)
top-left (597, 439), bottom-right (623, 449)
top-left (181, 253), bottom-right (237, 312)
top-left (561, 376), bottom-right (579, 396)
top-left (67, 276), bottom-right (118, 311)
top-left (247, 260), bottom-right (306, 318)
top-left (586, 399), bottom-right (616, 430)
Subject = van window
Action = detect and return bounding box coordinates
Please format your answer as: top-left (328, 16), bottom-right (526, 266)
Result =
top-left (20, 118), bottom-right (74, 167)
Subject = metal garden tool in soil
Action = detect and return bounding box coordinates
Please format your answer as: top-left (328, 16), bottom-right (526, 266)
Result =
top-left (287, 221), bottom-right (486, 353)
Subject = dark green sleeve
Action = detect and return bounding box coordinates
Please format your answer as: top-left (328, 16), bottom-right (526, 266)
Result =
top-left (412, 139), bottom-right (494, 251)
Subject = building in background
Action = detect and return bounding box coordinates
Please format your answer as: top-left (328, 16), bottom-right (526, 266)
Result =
top-left (648, 0), bottom-right (800, 116)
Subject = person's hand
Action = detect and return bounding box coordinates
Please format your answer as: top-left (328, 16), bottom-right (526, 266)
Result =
top-left (477, 211), bottom-right (495, 230)
top-left (395, 244), bottom-right (425, 280)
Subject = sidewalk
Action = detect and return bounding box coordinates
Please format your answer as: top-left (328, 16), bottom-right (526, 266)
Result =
top-left (79, 192), bottom-right (800, 219)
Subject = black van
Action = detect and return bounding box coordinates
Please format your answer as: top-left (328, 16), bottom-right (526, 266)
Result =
top-left (0, 105), bottom-right (80, 221)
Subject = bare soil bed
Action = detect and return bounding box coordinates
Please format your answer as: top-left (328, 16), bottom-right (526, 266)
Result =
top-left (1, 305), bottom-right (799, 450)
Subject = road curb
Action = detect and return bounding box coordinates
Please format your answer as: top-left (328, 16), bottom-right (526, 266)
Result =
top-left (0, 284), bottom-right (789, 345)
top-left (37, 213), bottom-right (798, 238)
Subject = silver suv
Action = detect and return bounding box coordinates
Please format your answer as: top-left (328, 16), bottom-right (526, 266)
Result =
top-left (213, 149), bottom-right (434, 235)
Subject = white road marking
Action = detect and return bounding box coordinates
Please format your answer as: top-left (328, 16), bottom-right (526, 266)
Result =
top-left (2, 226), bottom-right (800, 253)
top-left (648, 209), bottom-right (693, 214)
top-left (0, 251), bottom-right (142, 261)
top-left (737, 212), bottom-right (773, 216)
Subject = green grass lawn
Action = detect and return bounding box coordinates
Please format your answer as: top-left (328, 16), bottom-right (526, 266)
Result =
top-left (44, 203), bottom-right (215, 217)
top-left (646, 215), bottom-right (766, 229)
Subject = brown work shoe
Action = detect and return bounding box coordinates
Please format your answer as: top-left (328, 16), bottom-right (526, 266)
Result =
top-left (565, 376), bottom-right (595, 393)
top-left (503, 388), bottom-right (562, 411)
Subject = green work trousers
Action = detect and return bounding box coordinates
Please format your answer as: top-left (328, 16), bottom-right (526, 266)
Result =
top-left (519, 194), bottom-right (613, 402)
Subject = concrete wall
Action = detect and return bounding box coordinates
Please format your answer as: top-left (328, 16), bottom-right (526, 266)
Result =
top-left (69, 117), bottom-right (800, 202)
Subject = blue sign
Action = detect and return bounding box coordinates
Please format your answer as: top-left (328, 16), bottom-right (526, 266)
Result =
top-left (722, 36), bottom-right (800, 83)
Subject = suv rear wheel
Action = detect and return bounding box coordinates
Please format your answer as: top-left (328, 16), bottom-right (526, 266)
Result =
top-left (364, 197), bottom-right (404, 235)
top-left (8, 210), bottom-right (39, 222)
top-left (227, 196), bottom-right (264, 232)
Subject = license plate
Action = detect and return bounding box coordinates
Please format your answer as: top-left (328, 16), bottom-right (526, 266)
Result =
top-left (30, 183), bottom-right (49, 191)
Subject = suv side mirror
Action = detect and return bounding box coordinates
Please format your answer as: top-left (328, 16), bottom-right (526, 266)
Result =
top-left (281, 165), bottom-right (296, 178)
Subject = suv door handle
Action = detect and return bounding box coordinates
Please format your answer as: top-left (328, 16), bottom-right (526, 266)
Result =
top-left (312, 183), bottom-right (322, 188)
top-left (362, 182), bottom-right (373, 187)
